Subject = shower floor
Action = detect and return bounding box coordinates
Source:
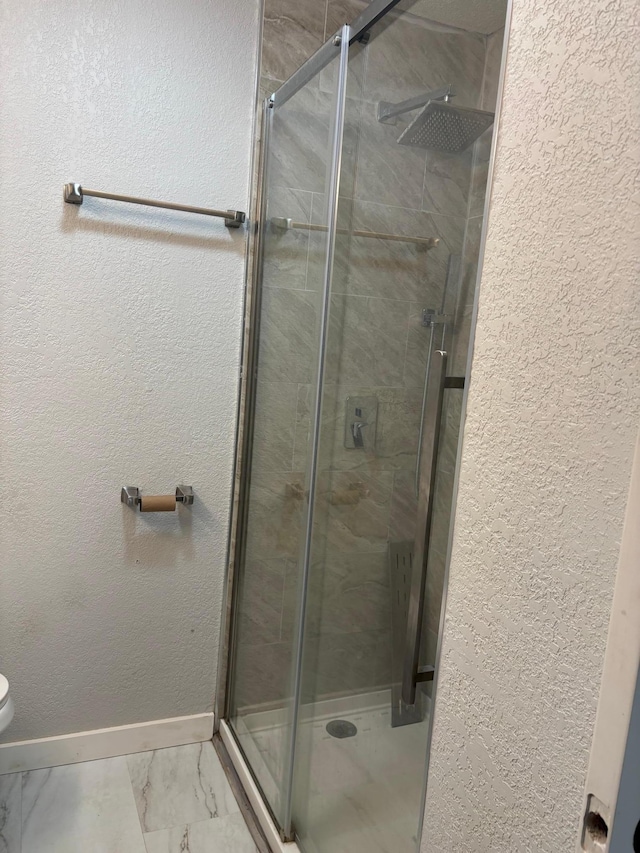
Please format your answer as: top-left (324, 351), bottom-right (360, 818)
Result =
top-left (235, 690), bottom-right (430, 853)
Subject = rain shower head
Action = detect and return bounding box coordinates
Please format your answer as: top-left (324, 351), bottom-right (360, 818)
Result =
top-left (397, 100), bottom-right (494, 153)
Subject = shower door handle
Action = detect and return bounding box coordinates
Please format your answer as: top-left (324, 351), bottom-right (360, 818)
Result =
top-left (402, 349), bottom-right (447, 706)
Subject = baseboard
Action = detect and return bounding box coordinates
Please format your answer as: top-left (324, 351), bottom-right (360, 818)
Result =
top-left (0, 712), bottom-right (213, 775)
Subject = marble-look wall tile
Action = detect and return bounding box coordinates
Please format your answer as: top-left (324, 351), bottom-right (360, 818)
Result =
top-left (262, 0), bottom-right (327, 83)
top-left (127, 743), bottom-right (239, 834)
top-left (302, 628), bottom-right (393, 698)
top-left (232, 640), bottom-right (293, 709)
top-left (235, 557), bottom-right (289, 646)
top-left (292, 383), bottom-right (313, 471)
top-left (307, 551), bottom-right (391, 637)
top-left (22, 758), bottom-right (146, 853)
top-left (342, 202), bottom-right (439, 302)
top-left (269, 83), bottom-right (331, 194)
top-left (257, 287), bottom-right (319, 384)
top-left (0, 773), bottom-right (21, 853)
top-left (422, 148), bottom-right (473, 218)
top-left (324, 470), bottom-right (394, 554)
top-left (305, 193), bottom-right (361, 297)
top-left (363, 14), bottom-right (486, 110)
top-left (353, 103), bottom-right (427, 210)
top-left (327, 294), bottom-right (410, 387)
top-left (373, 387), bottom-right (423, 470)
top-left (251, 382), bottom-right (298, 473)
top-left (244, 470), bottom-right (306, 559)
top-left (143, 812), bottom-right (257, 853)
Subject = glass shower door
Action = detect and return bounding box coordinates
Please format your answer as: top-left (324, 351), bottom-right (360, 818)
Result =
top-left (224, 1), bottom-right (506, 850)
top-left (226, 31), bottom-right (348, 829)
top-left (288, 5), bottom-right (501, 853)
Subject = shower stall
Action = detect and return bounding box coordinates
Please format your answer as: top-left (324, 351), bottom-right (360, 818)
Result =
top-left (218, 1), bottom-right (508, 850)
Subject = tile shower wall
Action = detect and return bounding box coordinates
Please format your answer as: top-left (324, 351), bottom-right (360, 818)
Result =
top-left (234, 2), bottom-right (504, 708)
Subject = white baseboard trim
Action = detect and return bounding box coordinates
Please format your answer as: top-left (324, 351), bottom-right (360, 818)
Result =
top-left (219, 718), bottom-right (300, 853)
top-left (0, 712), bottom-right (214, 776)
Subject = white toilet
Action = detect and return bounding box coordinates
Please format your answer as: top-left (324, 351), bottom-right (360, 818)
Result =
top-left (0, 674), bottom-right (14, 733)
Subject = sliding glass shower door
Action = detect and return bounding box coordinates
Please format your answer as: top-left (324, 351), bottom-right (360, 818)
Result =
top-left (226, 30), bottom-right (348, 830)
top-left (224, 2), bottom-right (506, 850)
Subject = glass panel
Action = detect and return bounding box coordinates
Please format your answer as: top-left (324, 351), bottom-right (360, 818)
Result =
top-left (227, 37), bottom-right (345, 827)
top-left (289, 4), bottom-right (506, 853)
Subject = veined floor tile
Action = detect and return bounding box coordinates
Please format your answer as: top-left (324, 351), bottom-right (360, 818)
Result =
top-left (143, 812), bottom-right (257, 853)
top-left (0, 772), bottom-right (21, 853)
top-left (127, 742), bottom-right (239, 833)
top-left (21, 757), bottom-right (146, 853)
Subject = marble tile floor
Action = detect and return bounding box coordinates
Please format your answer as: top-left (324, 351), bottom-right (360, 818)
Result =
top-left (0, 741), bottom-right (258, 853)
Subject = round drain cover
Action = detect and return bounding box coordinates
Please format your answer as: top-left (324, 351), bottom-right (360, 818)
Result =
top-left (326, 719), bottom-right (357, 739)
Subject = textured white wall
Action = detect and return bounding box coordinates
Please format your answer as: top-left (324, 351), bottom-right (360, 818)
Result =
top-left (422, 0), bottom-right (640, 850)
top-left (0, 0), bottom-right (258, 743)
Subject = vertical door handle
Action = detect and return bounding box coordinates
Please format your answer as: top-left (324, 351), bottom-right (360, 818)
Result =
top-left (402, 350), bottom-right (447, 705)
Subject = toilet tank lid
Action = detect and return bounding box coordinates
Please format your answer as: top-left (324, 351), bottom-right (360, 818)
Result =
top-left (0, 674), bottom-right (8, 707)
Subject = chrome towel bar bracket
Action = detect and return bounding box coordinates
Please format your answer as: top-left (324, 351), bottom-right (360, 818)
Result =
top-left (64, 183), bottom-right (246, 228)
top-left (121, 485), bottom-right (194, 509)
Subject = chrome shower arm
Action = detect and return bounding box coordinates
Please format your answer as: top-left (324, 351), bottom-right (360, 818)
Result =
top-left (377, 84), bottom-right (454, 123)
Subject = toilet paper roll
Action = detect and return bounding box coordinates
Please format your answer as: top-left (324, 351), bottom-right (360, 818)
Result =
top-left (140, 494), bottom-right (176, 512)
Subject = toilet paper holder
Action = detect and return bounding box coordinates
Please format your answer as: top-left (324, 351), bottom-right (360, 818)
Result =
top-left (121, 485), bottom-right (194, 509)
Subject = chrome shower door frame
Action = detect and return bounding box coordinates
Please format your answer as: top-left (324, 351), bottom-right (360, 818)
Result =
top-left (217, 0), bottom-right (408, 750)
top-left (216, 0), bottom-right (515, 848)
top-left (216, 20), bottom-right (353, 844)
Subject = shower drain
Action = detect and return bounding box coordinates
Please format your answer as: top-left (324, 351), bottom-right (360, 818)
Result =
top-left (326, 719), bottom-right (357, 739)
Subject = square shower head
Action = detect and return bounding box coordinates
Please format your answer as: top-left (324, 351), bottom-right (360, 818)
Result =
top-left (397, 100), bottom-right (495, 153)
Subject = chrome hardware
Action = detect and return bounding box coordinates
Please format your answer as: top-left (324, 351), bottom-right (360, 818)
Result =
top-left (120, 486), bottom-right (141, 508)
top-left (175, 485), bottom-right (195, 505)
top-left (344, 396), bottom-right (378, 450)
top-left (377, 85), bottom-right (454, 124)
top-left (422, 309), bottom-right (452, 328)
top-left (271, 217), bottom-right (439, 250)
top-left (64, 183), bottom-right (246, 228)
top-left (403, 350), bottom-right (447, 706)
top-left (120, 485), bottom-right (194, 509)
top-left (351, 421), bottom-right (368, 448)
